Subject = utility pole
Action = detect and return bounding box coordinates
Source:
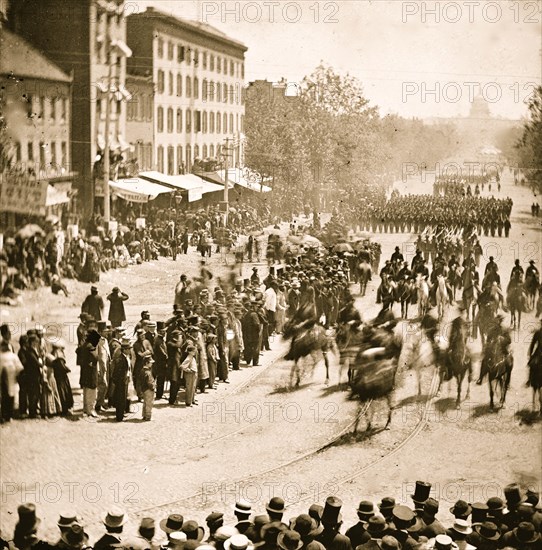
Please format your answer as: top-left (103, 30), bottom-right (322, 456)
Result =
top-left (103, 48), bottom-right (113, 223)
top-left (223, 137), bottom-right (230, 226)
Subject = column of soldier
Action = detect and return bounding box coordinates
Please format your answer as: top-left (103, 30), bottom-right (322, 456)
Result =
top-left (3, 481), bottom-right (540, 550)
top-left (1, 247), bottom-right (353, 423)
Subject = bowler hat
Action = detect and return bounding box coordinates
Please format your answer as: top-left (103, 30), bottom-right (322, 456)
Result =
top-left (411, 481), bottom-right (431, 506)
top-left (290, 514), bottom-right (319, 538)
top-left (473, 522), bottom-right (500, 541)
top-left (182, 520), bottom-right (204, 541)
top-left (320, 496), bottom-right (343, 525)
top-left (60, 524), bottom-right (88, 548)
top-left (380, 536), bottom-right (401, 550)
top-left (512, 522), bottom-right (539, 544)
top-left (277, 530), bottom-right (302, 550)
top-left (160, 514), bottom-right (184, 534)
top-left (103, 507), bottom-right (126, 528)
top-left (267, 497), bottom-right (285, 515)
top-left (449, 500), bottom-right (471, 518)
top-left (357, 501), bottom-right (374, 517)
top-left (379, 497), bottom-right (396, 512)
top-left (17, 503), bottom-right (40, 531)
top-left (308, 504), bottom-right (323, 523)
top-left (363, 516), bottom-right (388, 536)
top-left (486, 497), bottom-right (505, 513)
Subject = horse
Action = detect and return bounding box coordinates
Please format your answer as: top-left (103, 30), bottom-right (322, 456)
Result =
top-left (395, 278), bottom-right (414, 319)
top-left (482, 335), bottom-right (513, 409)
top-left (475, 287), bottom-right (500, 345)
top-left (377, 275), bottom-right (396, 311)
top-left (524, 270), bottom-right (539, 310)
top-left (416, 275), bottom-right (430, 319)
top-left (527, 346), bottom-right (542, 414)
top-left (447, 264), bottom-right (463, 301)
top-left (435, 274), bottom-right (449, 320)
top-left (283, 320), bottom-right (332, 388)
top-left (461, 268), bottom-right (478, 320)
top-left (506, 278), bottom-right (527, 330)
top-left (436, 317), bottom-right (472, 408)
top-left (336, 321), bottom-right (366, 389)
top-left (357, 260), bottom-right (372, 297)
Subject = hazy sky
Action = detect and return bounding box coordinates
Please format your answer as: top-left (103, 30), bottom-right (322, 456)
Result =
top-left (136, 0), bottom-right (541, 120)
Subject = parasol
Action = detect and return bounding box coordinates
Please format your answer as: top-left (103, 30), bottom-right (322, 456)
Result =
top-left (16, 224), bottom-right (45, 239)
top-left (333, 242), bottom-right (354, 253)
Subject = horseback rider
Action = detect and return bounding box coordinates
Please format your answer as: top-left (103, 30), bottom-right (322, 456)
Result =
top-left (477, 313), bottom-right (511, 385)
top-left (397, 261), bottom-right (411, 281)
top-left (526, 259), bottom-right (539, 279)
top-left (510, 259), bottom-right (524, 281)
top-left (411, 249), bottom-right (424, 272)
top-left (484, 256), bottom-right (498, 276)
top-left (527, 319), bottom-right (542, 393)
top-left (391, 246), bottom-right (404, 264)
top-left (482, 264), bottom-right (501, 291)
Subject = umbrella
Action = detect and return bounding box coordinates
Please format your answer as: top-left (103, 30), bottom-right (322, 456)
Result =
top-left (16, 224), bottom-right (45, 239)
top-left (333, 242), bottom-right (354, 253)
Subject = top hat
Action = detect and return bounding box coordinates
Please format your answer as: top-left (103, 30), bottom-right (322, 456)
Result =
top-left (103, 507), bottom-right (126, 528)
top-left (140, 518), bottom-right (155, 531)
top-left (267, 497), bottom-right (286, 515)
top-left (474, 522), bottom-right (500, 541)
top-left (17, 503), bottom-right (41, 531)
top-left (91, 286), bottom-right (98, 292)
top-left (363, 516), bottom-right (388, 536)
top-left (160, 514), bottom-right (184, 534)
top-left (451, 519), bottom-right (472, 536)
top-left (411, 481), bottom-right (431, 506)
top-left (60, 524), bottom-right (88, 549)
top-left (157, 321), bottom-right (166, 332)
top-left (277, 530), bottom-right (302, 550)
top-left (504, 484), bottom-right (527, 507)
top-left (320, 496), bottom-right (343, 525)
top-left (449, 500), bottom-right (471, 518)
top-left (234, 500), bottom-right (252, 515)
top-left (181, 520), bottom-right (204, 541)
top-left (224, 534), bottom-right (250, 550)
top-left (357, 501), bottom-right (375, 517)
top-left (470, 503), bottom-right (488, 524)
top-left (97, 321), bottom-right (108, 332)
top-left (57, 511), bottom-right (80, 529)
top-left (86, 329), bottom-right (101, 348)
top-left (513, 522), bottom-right (540, 544)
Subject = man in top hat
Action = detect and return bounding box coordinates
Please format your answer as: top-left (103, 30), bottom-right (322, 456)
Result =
top-left (315, 497), bottom-right (352, 550)
top-left (357, 517), bottom-right (390, 550)
top-left (503, 483), bottom-right (528, 530)
top-left (153, 322), bottom-right (169, 400)
top-left (446, 520), bottom-right (474, 550)
top-left (107, 287), bottom-right (129, 328)
top-left (94, 507), bottom-right (127, 550)
top-left (133, 329), bottom-right (153, 401)
top-left (111, 337), bottom-right (134, 422)
top-left (419, 498), bottom-right (446, 539)
top-left (58, 523), bottom-right (89, 550)
top-left (411, 481), bottom-right (432, 512)
top-left (134, 311), bottom-right (151, 335)
top-left (267, 498), bottom-right (286, 522)
top-left (233, 500), bottom-right (253, 535)
top-left (139, 352), bottom-right (156, 421)
top-left (345, 501), bottom-right (374, 549)
top-left (242, 301), bottom-right (262, 367)
top-left (81, 285), bottom-right (105, 322)
top-left (12, 503), bottom-right (44, 550)
top-left (388, 506), bottom-right (418, 550)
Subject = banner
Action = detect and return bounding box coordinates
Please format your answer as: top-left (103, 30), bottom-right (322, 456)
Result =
top-left (0, 174), bottom-right (49, 216)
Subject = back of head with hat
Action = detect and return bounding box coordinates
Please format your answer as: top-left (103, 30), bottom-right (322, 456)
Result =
top-left (449, 500), bottom-right (471, 519)
top-left (224, 534), bottom-right (250, 550)
top-left (380, 535), bottom-right (401, 550)
top-left (17, 503), bottom-right (41, 532)
top-left (267, 497), bottom-right (286, 517)
top-left (357, 500), bottom-right (375, 518)
top-left (290, 515), bottom-right (318, 539)
top-left (321, 496), bottom-right (343, 526)
top-left (470, 502), bottom-right (488, 525)
top-left (103, 507), bottom-right (126, 530)
top-left (423, 498), bottom-right (439, 517)
top-left (57, 510), bottom-right (80, 530)
top-left (434, 534), bottom-right (457, 550)
top-left (391, 505), bottom-right (415, 529)
top-left (182, 520), bottom-right (204, 541)
top-left (364, 516), bottom-right (388, 537)
top-left (504, 483), bottom-right (527, 508)
top-left (234, 500), bottom-right (252, 517)
top-left (214, 526), bottom-right (239, 541)
top-left (277, 530), bottom-right (303, 550)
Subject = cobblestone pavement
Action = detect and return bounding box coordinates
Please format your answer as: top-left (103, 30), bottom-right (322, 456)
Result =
top-left (1, 174), bottom-right (540, 544)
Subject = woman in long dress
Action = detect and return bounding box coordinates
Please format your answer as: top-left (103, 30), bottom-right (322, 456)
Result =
top-left (51, 343), bottom-right (74, 416)
top-left (41, 354), bottom-right (62, 417)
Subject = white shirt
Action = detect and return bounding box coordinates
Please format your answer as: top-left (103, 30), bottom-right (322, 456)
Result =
top-left (264, 287), bottom-right (277, 312)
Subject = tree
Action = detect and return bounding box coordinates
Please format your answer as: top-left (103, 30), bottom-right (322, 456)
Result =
top-left (515, 85), bottom-right (542, 192)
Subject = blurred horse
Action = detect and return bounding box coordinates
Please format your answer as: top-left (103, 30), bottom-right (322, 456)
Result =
top-left (482, 334), bottom-right (513, 410)
top-left (416, 275), bottom-right (430, 319)
top-left (357, 260), bottom-right (372, 297)
top-left (435, 274), bottom-right (449, 320)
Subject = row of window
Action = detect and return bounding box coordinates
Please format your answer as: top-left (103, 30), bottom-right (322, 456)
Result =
top-left (126, 94), bottom-right (153, 121)
top-left (156, 72), bottom-right (244, 104)
top-left (156, 37), bottom-right (244, 79)
top-left (156, 143), bottom-right (224, 175)
top-left (12, 140), bottom-right (68, 166)
top-left (95, 10), bottom-right (123, 64)
top-left (25, 95), bottom-right (68, 123)
top-left (156, 108), bottom-right (244, 135)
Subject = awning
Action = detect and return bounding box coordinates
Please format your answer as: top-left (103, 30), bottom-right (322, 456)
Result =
top-left (45, 185), bottom-right (70, 207)
top-left (201, 180), bottom-right (229, 195)
top-left (139, 171), bottom-right (204, 202)
top-left (110, 178), bottom-right (174, 203)
top-left (216, 168), bottom-right (272, 193)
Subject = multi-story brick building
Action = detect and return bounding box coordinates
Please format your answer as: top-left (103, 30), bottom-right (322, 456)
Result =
top-left (9, 0), bottom-right (132, 215)
top-left (126, 6), bottom-right (247, 176)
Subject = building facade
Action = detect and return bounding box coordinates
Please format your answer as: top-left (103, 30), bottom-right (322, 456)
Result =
top-left (126, 6), bottom-right (247, 175)
top-left (9, 0), bottom-right (132, 215)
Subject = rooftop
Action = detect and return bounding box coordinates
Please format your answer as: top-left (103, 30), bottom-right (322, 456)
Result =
top-left (132, 7), bottom-right (247, 52)
top-left (0, 28), bottom-right (71, 83)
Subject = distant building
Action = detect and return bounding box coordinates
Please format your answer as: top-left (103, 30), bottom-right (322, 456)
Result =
top-left (0, 26), bottom-right (73, 218)
top-left (9, 0), bottom-right (133, 215)
top-left (125, 74), bottom-right (154, 173)
top-left (126, 6), bottom-right (247, 175)
top-left (246, 79), bottom-right (299, 104)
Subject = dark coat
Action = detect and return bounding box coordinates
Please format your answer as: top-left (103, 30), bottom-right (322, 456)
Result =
top-left (81, 293), bottom-right (104, 321)
top-left (107, 291), bottom-right (129, 326)
top-left (153, 335), bottom-right (168, 377)
top-left (78, 343), bottom-right (98, 389)
top-left (242, 310), bottom-right (261, 344)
